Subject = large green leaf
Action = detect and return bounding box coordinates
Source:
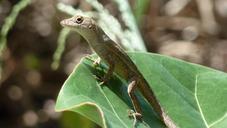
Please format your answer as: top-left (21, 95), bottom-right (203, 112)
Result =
top-left (55, 52), bottom-right (227, 128)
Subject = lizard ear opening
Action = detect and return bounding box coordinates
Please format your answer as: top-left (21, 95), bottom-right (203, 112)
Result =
top-left (88, 24), bottom-right (96, 30)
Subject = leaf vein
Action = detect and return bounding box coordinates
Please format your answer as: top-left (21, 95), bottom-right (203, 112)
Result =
top-left (159, 59), bottom-right (196, 110)
top-left (209, 112), bottom-right (227, 127)
top-left (195, 74), bottom-right (209, 128)
top-left (96, 82), bottom-right (129, 128)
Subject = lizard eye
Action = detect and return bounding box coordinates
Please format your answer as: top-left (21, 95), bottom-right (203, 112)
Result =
top-left (75, 16), bottom-right (84, 24)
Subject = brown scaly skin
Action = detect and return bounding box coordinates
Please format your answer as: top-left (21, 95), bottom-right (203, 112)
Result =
top-left (60, 15), bottom-right (176, 128)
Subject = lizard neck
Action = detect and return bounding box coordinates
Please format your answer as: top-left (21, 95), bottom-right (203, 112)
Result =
top-left (81, 27), bottom-right (111, 51)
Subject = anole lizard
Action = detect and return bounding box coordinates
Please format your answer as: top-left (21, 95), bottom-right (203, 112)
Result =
top-left (60, 15), bottom-right (176, 128)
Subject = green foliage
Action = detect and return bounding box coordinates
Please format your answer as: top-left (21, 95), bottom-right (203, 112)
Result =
top-left (112, 0), bottom-right (146, 51)
top-left (61, 111), bottom-right (98, 128)
top-left (0, 0), bottom-right (31, 80)
top-left (55, 52), bottom-right (227, 128)
top-left (51, 28), bottom-right (70, 70)
top-left (0, 0), bottom-right (31, 56)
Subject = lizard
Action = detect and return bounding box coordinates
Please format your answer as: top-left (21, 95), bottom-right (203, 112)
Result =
top-left (60, 15), bottom-right (176, 128)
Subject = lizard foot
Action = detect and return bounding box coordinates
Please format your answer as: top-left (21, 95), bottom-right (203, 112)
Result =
top-left (93, 57), bottom-right (101, 66)
top-left (128, 110), bottom-right (143, 128)
top-left (128, 110), bottom-right (143, 120)
top-left (85, 56), bottom-right (101, 67)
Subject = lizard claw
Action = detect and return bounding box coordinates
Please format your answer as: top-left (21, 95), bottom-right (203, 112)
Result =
top-left (84, 56), bottom-right (94, 61)
top-left (93, 57), bottom-right (101, 66)
top-left (98, 81), bottom-right (105, 86)
top-left (92, 75), bottom-right (107, 86)
top-left (85, 56), bottom-right (100, 67)
top-left (128, 110), bottom-right (143, 120)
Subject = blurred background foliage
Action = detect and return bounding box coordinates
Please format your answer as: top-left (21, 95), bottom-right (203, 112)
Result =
top-left (1, 0), bottom-right (227, 128)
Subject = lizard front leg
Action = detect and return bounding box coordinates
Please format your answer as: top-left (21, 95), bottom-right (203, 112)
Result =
top-left (84, 56), bottom-right (101, 67)
top-left (93, 57), bottom-right (101, 66)
top-left (85, 56), bottom-right (114, 83)
top-left (102, 58), bottom-right (115, 83)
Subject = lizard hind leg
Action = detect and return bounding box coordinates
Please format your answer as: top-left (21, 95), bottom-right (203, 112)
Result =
top-left (127, 79), bottom-right (143, 120)
top-left (101, 58), bottom-right (115, 84)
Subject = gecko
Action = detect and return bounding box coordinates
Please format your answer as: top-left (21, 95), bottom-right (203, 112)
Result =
top-left (60, 15), bottom-right (176, 128)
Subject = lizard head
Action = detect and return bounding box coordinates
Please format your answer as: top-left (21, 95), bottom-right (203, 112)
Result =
top-left (60, 15), bottom-right (98, 37)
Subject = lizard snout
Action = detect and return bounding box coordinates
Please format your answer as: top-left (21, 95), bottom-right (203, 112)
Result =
top-left (60, 19), bottom-right (75, 28)
top-left (60, 19), bottom-right (68, 27)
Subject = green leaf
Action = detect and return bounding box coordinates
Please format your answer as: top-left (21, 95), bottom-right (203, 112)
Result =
top-left (60, 111), bottom-right (98, 128)
top-left (55, 52), bottom-right (227, 128)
